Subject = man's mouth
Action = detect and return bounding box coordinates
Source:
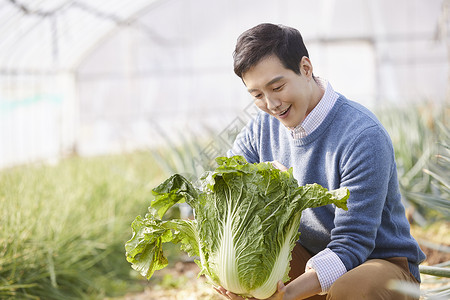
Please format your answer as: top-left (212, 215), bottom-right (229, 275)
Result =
top-left (277, 105), bottom-right (291, 117)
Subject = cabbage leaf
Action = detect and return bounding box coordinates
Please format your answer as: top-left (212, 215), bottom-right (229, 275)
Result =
top-left (125, 156), bottom-right (348, 299)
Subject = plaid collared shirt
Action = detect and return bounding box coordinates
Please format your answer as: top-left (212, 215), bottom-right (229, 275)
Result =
top-left (289, 78), bottom-right (338, 139)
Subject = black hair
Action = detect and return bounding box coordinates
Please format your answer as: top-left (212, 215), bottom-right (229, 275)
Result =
top-left (233, 23), bottom-right (309, 78)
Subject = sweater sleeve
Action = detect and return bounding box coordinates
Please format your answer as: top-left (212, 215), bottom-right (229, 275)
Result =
top-left (227, 115), bottom-right (260, 163)
top-left (328, 125), bottom-right (395, 271)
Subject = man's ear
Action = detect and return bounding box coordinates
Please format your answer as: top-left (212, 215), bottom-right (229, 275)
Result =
top-left (299, 56), bottom-right (313, 77)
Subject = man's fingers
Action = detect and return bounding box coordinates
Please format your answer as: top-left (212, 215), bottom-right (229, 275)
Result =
top-left (277, 280), bottom-right (286, 293)
top-left (214, 286), bottom-right (256, 300)
top-left (271, 160), bottom-right (288, 171)
top-left (226, 291), bottom-right (249, 300)
top-left (214, 286), bottom-right (229, 298)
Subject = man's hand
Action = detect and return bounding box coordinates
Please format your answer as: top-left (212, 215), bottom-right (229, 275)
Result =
top-left (214, 281), bottom-right (286, 300)
top-left (214, 286), bottom-right (254, 300)
top-left (271, 161), bottom-right (288, 172)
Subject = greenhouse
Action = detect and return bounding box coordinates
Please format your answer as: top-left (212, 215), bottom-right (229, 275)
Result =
top-left (1, 0), bottom-right (448, 168)
top-left (1, 0), bottom-right (449, 299)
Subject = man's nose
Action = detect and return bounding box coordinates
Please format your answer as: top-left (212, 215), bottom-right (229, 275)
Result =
top-left (266, 95), bottom-right (281, 110)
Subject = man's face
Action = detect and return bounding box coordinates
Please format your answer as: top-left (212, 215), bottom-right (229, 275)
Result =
top-left (242, 55), bottom-right (319, 128)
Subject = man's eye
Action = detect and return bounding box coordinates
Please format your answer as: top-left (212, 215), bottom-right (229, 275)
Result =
top-left (254, 94), bottom-right (263, 99)
top-left (273, 84), bottom-right (284, 91)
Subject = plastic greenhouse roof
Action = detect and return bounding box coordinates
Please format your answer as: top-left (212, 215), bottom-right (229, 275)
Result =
top-left (1, 0), bottom-right (445, 75)
top-left (0, 0), bottom-right (160, 73)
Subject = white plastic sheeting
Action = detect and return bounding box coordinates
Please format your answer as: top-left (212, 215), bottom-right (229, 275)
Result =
top-left (0, 0), bottom-right (160, 71)
top-left (0, 0), bottom-right (161, 166)
top-left (0, 0), bottom-right (448, 168)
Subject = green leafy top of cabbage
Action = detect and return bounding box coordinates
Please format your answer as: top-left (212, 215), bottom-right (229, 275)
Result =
top-left (125, 156), bottom-right (349, 299)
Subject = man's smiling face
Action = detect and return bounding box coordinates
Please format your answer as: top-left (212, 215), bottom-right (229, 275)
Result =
top-left (242, 55), bottom-right (320, 128)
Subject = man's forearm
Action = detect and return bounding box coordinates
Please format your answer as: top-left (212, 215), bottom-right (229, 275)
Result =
top-left (284, 269), bottom-right (322, 300)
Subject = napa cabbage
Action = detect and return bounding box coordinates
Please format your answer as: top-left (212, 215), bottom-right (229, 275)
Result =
top-left (125, 156), bottom-right (348, 299)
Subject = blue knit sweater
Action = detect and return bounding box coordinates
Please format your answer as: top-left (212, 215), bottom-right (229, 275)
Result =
top-left (228, 94), bottom-right (426, 282)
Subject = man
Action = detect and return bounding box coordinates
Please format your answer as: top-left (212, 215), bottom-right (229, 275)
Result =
top-left (216, 23), bottom-right (425, 300)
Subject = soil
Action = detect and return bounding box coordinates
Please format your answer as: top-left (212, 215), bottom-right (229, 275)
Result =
top-left (420, 244), bottom-right (450, 266)
top-left (119, 261), bottom-right (221, 300)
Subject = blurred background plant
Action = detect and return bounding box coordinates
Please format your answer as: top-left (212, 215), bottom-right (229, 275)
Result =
top-left (0, 152), bottom-right (167, 299)
top-left (376, 102), bottom-right (450, 299)
top-left (375, 103), bottom-right (450, 225)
